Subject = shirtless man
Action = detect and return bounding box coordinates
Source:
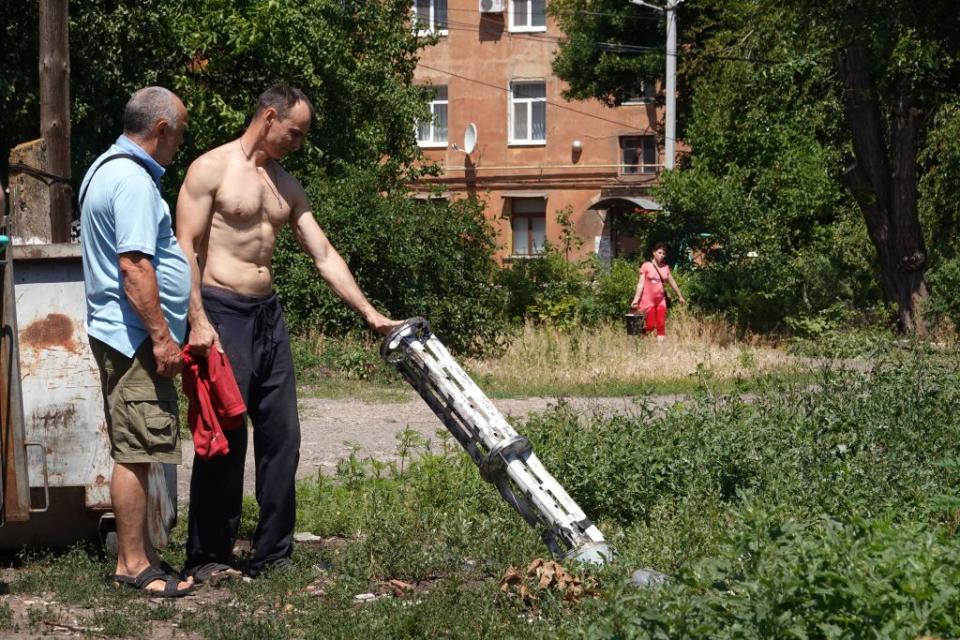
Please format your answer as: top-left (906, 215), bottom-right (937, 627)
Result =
top-left (176, 86), bottom-right (400, 580)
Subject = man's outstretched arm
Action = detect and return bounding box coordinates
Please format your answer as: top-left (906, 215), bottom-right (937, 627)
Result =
top-left (290, 189), bottom-right (400, 335)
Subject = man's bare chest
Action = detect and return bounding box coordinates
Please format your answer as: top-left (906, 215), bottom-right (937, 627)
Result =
top-left (214, 166), bottom-right (290, 226)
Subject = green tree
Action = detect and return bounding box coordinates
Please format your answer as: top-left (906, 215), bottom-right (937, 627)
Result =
top-left (275, 174), bottom-right (508, 355)
top-left (1, 0), bottom-right (509, 351)
top-left (803, 1), bottom-right (960, 336)
top-left (549, 0), bottom-right (664, 106)
top-left (550, 0), bottom-right (960, 334)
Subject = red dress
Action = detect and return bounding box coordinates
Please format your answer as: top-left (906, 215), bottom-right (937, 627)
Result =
top-left (637, 261), bottom-right (669, 336)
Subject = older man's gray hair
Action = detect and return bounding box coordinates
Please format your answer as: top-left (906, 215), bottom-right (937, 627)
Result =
top-left (123, 86), bottom-right (180, 137)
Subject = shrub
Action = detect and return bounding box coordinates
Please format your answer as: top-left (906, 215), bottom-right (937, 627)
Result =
top-left (497, 252), bottom-right (646, 328)
top-left (586, 509), bottom-right (960, 640)
top-left (286, 349), bottom-right (960, 637)
top-left (525, 355), bottom-right (960, 531)
top-left (497, 248), bottom-right (590, 327)
top-left (274, 176), bottom-right (510, 356)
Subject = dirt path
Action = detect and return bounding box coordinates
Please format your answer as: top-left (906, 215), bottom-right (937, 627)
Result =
top-left (177, 393), bottom-right (680, 500)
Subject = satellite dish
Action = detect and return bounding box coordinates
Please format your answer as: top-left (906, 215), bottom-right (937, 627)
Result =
top-left (463, 123), bottom-right (477, 154)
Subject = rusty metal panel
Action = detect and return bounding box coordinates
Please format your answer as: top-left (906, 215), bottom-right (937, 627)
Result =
top-left (1, 245), bottom-right (30, 522)
top-left (13, 248), bottom-right (112, 508)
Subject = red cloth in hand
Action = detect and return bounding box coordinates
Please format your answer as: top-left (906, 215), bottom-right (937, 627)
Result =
top-left (181, 347), bottom-right (246, 460)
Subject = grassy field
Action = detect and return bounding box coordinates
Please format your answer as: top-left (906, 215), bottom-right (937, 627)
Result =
top-left (296, 313), bottom-right (819, 399)
top-left (6, 336), bottom-right (960, 638)
top-left (465, 312), bottom-right (810, 397)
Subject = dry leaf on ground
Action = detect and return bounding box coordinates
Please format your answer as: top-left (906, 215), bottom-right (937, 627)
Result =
top-left (387, 579), bottom-right (414, 596)
top-left (499, 558), bottom-right (594, 605)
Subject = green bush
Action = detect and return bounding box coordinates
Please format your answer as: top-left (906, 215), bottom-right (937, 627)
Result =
top-left (921, 100), bottom-right (960, 331)
top-left (284, 350), bottom-right (960, 637)
top-left (526, 356), bottom-right (960, 531)
top-left (587, 510), bottom-right (960, 640)
top-left (497, 248), bottom-right (589, 327)
top-left (274, 179), bottom-right (509, 356)
top-left (497, 251), bottom-right (643, 328)
top-left (591, 257), bottom-right (640, 319)
top-left (927, 252), bottom-right (960, 331)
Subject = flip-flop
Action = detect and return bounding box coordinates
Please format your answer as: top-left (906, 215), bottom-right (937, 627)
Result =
top-left (113, 565), bottom-right (197, 598)
top-left (186, 562), bottom-right (242, 585)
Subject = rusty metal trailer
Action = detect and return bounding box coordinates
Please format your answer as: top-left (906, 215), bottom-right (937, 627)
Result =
top-left (0, 243), bottom-right (175, 549)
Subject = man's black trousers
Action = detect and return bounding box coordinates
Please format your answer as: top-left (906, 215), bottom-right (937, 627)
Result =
top-left (185, 285), bottom-right (301, 576)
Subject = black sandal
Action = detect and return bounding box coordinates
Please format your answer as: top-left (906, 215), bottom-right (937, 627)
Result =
top-left (186, 562), bottom-right (242, 585)
top-left (113, 566), bottom-right (197, 598)
top-left (143, 559), bottom-right (182, 580)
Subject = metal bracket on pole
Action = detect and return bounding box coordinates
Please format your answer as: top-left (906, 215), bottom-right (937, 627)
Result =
top-left (381, 317), bottom-right (613, 564)
top-left (628, 0), bottom-right (663, 12)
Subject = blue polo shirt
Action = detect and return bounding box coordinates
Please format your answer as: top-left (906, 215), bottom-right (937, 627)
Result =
top-left (80, 135), bottom-right (191, 357)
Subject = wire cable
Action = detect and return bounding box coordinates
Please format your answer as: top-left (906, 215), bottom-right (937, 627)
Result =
top-left (417, 63), bottom-right (656, 132)
top-left (427, 18), bottom-right (662, 52)
top-left (440, 5), bottom-right (662, 21)
top-left (426, 19), bottom-right (789, 64)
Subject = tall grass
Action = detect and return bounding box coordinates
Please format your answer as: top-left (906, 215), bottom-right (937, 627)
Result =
top-left (465, 311), bottom-right (797, 396)
top-left (291, 312), bottom-right (811, 398)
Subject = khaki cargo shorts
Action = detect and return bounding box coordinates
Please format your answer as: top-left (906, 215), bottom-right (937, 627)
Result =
top-left (90, 337), bottom-right (181, 465)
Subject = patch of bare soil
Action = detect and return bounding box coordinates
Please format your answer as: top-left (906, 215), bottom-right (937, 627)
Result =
top-left (0, 537), bottom-right (352, 639)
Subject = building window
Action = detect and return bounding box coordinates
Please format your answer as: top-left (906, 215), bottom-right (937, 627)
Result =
top-left (413, 0), bottom-right (447, 35)
top-left (510, 0), bottom-right (546, 31)
top-left (510, 198), bottom-right (546, 255)
top-left (623, 80), bottom-right (656, 105)
top-left (510, 81), bottom-right (546, 144)
top-left (416, 86), bottom-right (448, 147)
top-left (619, 135), bottom-right (658, 175)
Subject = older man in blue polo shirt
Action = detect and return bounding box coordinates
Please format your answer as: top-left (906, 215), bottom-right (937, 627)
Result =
top-left (80, 86), bottom-right (194, 597)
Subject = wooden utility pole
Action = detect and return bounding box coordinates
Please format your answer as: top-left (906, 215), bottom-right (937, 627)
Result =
top-left (39, 0), bottom-right (70, 243)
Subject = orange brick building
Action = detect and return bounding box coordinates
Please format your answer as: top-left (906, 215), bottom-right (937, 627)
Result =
top-left (410, 0), bottom-right (665, 263)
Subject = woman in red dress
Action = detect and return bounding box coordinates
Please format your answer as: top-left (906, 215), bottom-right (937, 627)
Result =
top-left (630, 243), bottom-right (686, 340)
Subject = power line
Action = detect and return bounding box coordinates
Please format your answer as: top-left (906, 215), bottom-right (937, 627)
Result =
top-left (439, 5), bottom-right (662, 21)
top-left (417, 63), bottom-right (656, 133)
top-left (429, 18), bottom-right (661, 52)
top-left (423, 19), bottom-right (786, 65)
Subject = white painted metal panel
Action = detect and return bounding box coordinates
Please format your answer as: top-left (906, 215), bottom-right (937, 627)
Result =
top-left (14, 251), bottom-right (112, 508)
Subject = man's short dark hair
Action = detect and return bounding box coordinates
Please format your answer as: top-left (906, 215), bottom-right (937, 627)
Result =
top-left (256, 85), bottom-right (315, 121)
top-left (124, 86), bottom-right (180, 137)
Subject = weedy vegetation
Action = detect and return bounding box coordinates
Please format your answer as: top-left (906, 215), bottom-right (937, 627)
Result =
top-left (295, 313), bottom-right (822, 399)
top-left (5, 349), bottom-right (960, 638)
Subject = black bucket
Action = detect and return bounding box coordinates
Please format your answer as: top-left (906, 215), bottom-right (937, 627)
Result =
top-left (625, 312), bottom-right (645, 336)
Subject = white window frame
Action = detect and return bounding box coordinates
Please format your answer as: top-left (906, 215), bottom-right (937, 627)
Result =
top-left (413, 0), bottom-right (448, 36)
top-left (622, 80), bottom-right (656, 105)
top-left (509, 198), bottom-right (547, 256)
top-left (619, 135), bottom-right (659, 175)
top-left (416, 85), bottom-right (448, 148)
top-left (508, 80), bottom-right (547, 146)
top-left (508, 0), bottom-right (547, 32)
